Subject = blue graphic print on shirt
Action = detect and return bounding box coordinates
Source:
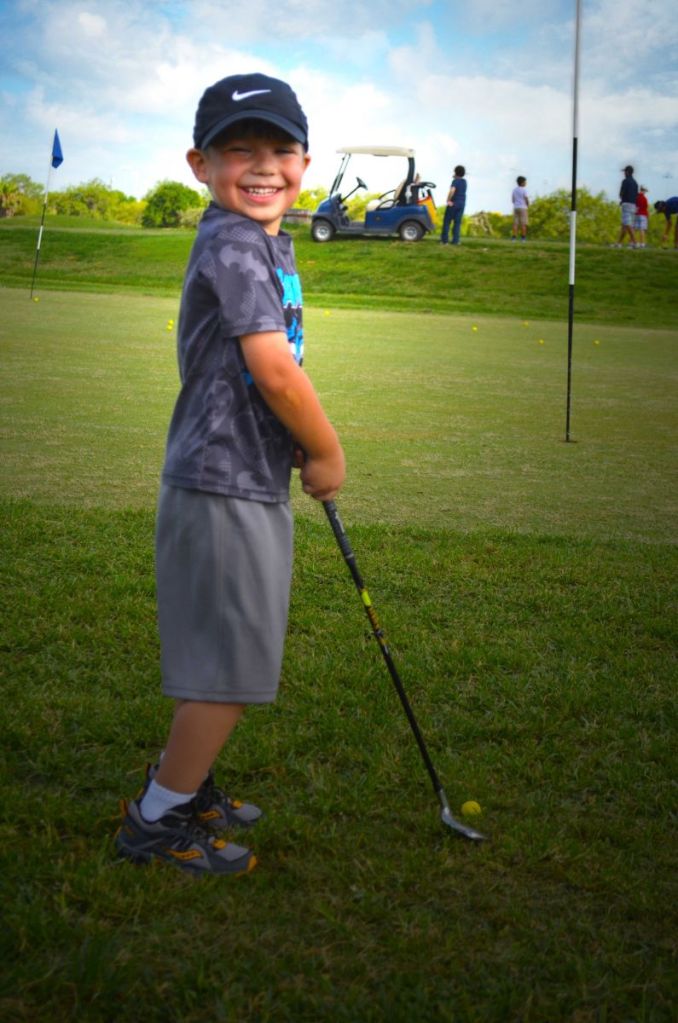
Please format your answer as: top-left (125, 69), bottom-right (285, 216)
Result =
top-left (277, 267), bottom-right (304, 364)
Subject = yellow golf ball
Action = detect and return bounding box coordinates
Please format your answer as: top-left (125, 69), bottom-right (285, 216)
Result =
top-left (461, 800), bottom-right (482, 817)
top-left (594, 339), bottom-right (600, 346)
top-left (33, 296), bottom-right (40, 303)
top-left (538, 338), bottom-right (545, 345)
top-left (472, 325), bottom-right (478, 332)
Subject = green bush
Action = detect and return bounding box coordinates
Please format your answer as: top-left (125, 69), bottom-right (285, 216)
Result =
top-left (108, 197), bottom-right (146, 225)
top-left (464, 210), bottom-right (512, 238)
top-left (178, 206), bottom-right (206, 229)
top-left (528, 188), bottom-right (618, 242)
top-left (141, 180), bottom-right (207, 228)
top-left (50, 179), bottom-right (136, 221)
top-left (0, 173), bottom-right (43, 218)
top-left (294, 187), bottom-right (328, 211)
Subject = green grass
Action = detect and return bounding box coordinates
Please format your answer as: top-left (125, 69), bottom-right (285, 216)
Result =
top-left (1, 288), bottom-right (675, 542)
top-left (0, 213), bottom-right (145, 231)
top-left (2, 218), bottom-right (678, 326)
top-left (1, 502), bottom-right (675, 1022)
top-left (0, 286), bottom-right (676, 1021)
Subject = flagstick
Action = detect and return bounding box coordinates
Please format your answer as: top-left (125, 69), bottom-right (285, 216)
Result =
top-left (30, 147), bottom-right (56, 300)
top-left (565, 0), bottom-right (582, 442)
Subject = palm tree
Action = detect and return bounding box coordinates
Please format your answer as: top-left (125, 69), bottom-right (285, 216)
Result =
top-left (0, 177), bottom-right (22, 218)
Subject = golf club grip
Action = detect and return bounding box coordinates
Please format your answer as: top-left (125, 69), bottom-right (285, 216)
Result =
top-left (322, 500), bottom-right (443, 795)
top-left (323, 500), bottom-right (363, 587)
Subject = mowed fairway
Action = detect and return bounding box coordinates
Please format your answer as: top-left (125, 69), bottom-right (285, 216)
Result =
top-left (0, 283), bottom-right (676, 1022)
top-left (1, 287), bottom-right (675, 541)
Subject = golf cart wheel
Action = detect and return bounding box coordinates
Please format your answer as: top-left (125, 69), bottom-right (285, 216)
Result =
top-left (398, 220), bottom-right (424, 242)
top-left (311, 219), bottom-right (335, 243)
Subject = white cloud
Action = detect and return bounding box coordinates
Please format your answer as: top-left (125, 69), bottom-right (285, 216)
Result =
top-left (77, 11), bottom-right (106, 36)
top-left (582, 0), bottom-right (678, 82)
top-left (457, 0), bottom-right (565, 33)
top-left (309, 30), bottom-right (392, 71)
top-left (187, 0), bottom-right (433, 41)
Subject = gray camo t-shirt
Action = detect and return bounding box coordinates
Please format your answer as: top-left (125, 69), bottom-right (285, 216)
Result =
top-left (162, 204), bottom-right (304, 502)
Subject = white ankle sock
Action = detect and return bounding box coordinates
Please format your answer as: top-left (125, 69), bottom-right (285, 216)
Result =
top-left (139, 779), bottom-right (196, 823)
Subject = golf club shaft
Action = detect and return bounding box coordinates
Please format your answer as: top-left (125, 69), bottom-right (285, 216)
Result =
top-left (323, 500), bottom-right (444, 800)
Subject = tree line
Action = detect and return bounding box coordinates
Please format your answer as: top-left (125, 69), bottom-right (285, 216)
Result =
top-left (0, 171), bottom-right (658, 242)
top-left (0, 174), bottom-right (209, 227)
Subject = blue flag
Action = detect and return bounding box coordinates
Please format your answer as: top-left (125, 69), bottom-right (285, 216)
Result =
top-left (51, 129), bottom-right (63, 168)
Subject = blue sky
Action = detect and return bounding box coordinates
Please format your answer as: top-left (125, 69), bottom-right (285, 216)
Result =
top-left (1, 0), bottom-right (676, 213)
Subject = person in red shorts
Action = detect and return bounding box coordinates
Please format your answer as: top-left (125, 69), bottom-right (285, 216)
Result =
top-left (634, 186), bottom-right (649, 248)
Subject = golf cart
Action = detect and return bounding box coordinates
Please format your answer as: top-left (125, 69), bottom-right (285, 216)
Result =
top-left (311, 146), bottom-right (436, 242)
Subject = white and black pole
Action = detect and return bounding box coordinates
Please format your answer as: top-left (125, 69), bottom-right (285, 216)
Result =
top-left (565, 0), bottom-right (582, 442)
top-left (30, 130), bottom-right (63, 299)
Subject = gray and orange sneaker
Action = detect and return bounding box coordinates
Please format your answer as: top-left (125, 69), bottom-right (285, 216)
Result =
top-left (144, 764), bottom-right (263, 830)
top-left (115, 798), bottom-right (256, 876)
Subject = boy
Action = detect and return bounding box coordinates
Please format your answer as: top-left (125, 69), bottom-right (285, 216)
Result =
top-left (511, 176), bottom-right (529, 241)
top-left (440, 165), bottom-right (467, 246)
top-left (115, 72), bottom-right (345, 876)
top-left (634, 186), bottom-right (649, 248)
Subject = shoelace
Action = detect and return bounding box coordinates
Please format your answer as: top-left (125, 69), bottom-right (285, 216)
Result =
top-left (195, 771), bottom-right (242, 812)
top-left (170, 807), bottom-right (228, 852)
top-left (195, 771), bottom-right (218, 810)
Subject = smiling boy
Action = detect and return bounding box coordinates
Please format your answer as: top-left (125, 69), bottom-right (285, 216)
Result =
top-left (115, 73), bottom-right (345, 876)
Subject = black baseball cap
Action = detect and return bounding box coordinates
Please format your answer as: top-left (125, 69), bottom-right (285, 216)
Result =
top-left (622, 165), bottom-right (634, 173)
top-left (193, 72), bottom-right (308, 150)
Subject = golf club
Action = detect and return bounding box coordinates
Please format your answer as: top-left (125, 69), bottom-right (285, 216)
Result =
top-left (323, 500), bottom-right (486, 842)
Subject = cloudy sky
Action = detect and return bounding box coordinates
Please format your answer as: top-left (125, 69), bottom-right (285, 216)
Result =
top-left (1, 0), bottom-right (676, 213)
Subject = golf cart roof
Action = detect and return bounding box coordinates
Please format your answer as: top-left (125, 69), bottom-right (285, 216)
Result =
top-left (337, 146), bottom-right (415, 158)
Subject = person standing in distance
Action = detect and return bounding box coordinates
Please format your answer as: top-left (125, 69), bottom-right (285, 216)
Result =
top-left (511, 176), bottom-right (530, 242)
top-left (612, 164), bottom-right (638, 248)
top-left (634, 185), bottom-right (649, 248)
top-left (440, 165), bottom-right (467, 246)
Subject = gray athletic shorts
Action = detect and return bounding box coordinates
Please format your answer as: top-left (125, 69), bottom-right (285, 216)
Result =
top-left (156, 484), bottom-right (293, 704)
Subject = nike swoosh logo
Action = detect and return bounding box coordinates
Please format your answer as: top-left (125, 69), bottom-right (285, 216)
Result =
top-left (232, 89), bottom-right (272, 102)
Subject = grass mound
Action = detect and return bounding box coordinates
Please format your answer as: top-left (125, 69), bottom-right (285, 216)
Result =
top-left (2, 218), bottom-right (678, 326)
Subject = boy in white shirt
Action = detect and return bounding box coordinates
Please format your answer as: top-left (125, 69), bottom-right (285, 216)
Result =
top-left (511, 176), bottom-right (529, 242)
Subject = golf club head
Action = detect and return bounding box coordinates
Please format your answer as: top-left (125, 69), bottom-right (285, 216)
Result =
top-left (440, 804), bottom-right (487, 842)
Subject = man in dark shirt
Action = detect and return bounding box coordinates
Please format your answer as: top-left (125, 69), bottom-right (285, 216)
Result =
top-left (440, 165), bottom-right (467, 245)
top-left (654, 197), bottom-right (678, 249)
top-left (613, 165), bottom-right (638, 248)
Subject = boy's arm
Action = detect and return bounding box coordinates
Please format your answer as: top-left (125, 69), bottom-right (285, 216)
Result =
top-left (240, 330), bottom-right (345, 501)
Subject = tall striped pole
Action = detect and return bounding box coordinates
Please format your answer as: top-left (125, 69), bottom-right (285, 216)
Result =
top-left (565, 0), bottom-right (582, 442)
